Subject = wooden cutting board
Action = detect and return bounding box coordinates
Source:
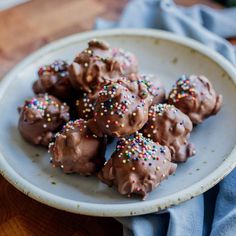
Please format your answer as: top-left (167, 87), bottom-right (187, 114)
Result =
top-left (0, 0), bottom-right (234, 235)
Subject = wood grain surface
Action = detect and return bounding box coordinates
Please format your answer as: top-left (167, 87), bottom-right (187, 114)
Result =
top-left (0, 0), bottom-right (234, 235)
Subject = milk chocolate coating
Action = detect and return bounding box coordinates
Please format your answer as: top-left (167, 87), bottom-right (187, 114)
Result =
top-left (18, 94), bottom-right (70, 146)
top-left (72, 73), bottom-right (163, 121)
top-left (49, 119), bottom-right (106, 175)
top-left (98, 133), bottom-right (177, 199)
top-left (69, 40), bottom-right (138, 94)
top-left (168, 75), bottom-right (223, 124)
top-left (33, 60), bottom-right (74, 101)
top-left (74, 92), bottom-right (97, 120)
top-left (111, 47), bottom-right (138, 76)
top-left (142, 104), bottom-right (195, 162)
top-left (135, 74), bottom-right (166, 105)
top-left (88, 77), bottom-right (154, 138)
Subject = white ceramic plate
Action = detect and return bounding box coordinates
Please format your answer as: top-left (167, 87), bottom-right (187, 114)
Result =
top-left (0, 29), bottom-right (236, 217)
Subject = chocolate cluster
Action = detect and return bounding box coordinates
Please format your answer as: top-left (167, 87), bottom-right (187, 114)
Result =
top-left (69, 40), bottom-right (138, 94)
top-left (88, 74), bottom-right (165, 138)
top-left (49, 119), bottom-right (106, 175)
top-left (33, 60), bottom-right (74, 101)
top-left (99, 133), bottom-right (177, 199)
top-left (18, 94), bottom-right (70, 146)
top-left (168, 75), bottom-right (222, 124)
top-left (142, 104), bottom-right (195, 162)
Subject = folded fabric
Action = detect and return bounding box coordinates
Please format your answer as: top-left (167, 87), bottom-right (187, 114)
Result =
top-left (95, 0), bottom-right (236, 236)
top-left (96, 0), bottom-right (236, 65)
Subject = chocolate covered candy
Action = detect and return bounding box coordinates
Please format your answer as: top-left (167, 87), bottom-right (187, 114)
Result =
top-left (88, 76), bottom-right (154, 138)
top-left (98, 133), bottom-right (177, 199)
top-left (18, 94), bottom-right (70, 146)
top-left (142, 104), bottom-right (195, 162)
top-left (69, 40), bottom-right (138, 94)
top-left (168, 75), bottom-right (222, 124)
top-left (33, 60), bottom-right (74, 101)
top-left (49, 119), bottom-right (106, 175)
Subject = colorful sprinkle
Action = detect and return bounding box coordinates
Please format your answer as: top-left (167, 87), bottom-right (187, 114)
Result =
top-left (169, 75), bottom-right (196, 102)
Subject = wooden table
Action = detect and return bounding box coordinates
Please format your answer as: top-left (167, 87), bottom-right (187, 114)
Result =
top-left (0, 0), bottom-right (234, 235)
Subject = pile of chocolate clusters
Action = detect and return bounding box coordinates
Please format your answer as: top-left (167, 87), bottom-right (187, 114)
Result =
top-left (18, 40), bottom-right (222, 199)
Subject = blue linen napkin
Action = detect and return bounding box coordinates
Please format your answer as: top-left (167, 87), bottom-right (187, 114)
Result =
top-left (95, 1), bottom-right (236, 235)
top-left (0, 0), bottom-right (29, 11)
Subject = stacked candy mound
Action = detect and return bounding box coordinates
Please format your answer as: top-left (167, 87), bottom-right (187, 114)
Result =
top-left (18, 40), bottom-right (222, 200)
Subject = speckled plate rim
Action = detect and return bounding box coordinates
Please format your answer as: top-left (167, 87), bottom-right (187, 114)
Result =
top-left (0, 29), bottom-right (236, 217)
